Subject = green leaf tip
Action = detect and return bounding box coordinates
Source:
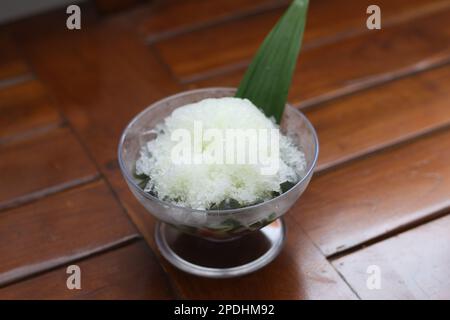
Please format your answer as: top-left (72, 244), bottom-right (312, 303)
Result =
top-left (235, 0), bottom-right (309, 123)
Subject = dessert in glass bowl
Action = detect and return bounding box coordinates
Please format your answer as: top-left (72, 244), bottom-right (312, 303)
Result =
top-left (118, 88), bottom-right (318, 277)
top-left (118, 0), bottom-right (314, 277)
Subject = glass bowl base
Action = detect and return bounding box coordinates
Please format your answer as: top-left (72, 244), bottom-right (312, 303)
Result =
top-left (155, 218), bottom-right (286, 278)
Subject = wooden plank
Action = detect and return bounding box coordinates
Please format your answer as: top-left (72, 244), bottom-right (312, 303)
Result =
top-left (12, 13), bottom-right (181, 297)
top-left (15, 21), bottom-right (181, 170)
top-left (0, 180), bottom-right (138, 287)
top-left (333, 214), bottom-right (450, 299)
top-left (309, 64), bottom-right (450, 171)
top-left (187, 8), bottom-right (450, 108)
top-left (0, 30), bottom-right (29, 82)
top-left (292, 127), bottom-right (450, 257)
top-left (137, 213), bottom-right (357, 300)
top-left (0, 80), bottom-right (62, 142)
top-left (156, 0), bottom-right (450, 81)
top-left (0, 127), bottom-right (99, 210)
top-left (0, 241), bottom-right (174, 299)
top-left (14, 14), bottom-right (356, 298)
top-left (94, 0), bottom-right (143, 14)
top-left (136, 0), bottom-right (289, 42)
top-left (104, 162), bottom-right (159, 245)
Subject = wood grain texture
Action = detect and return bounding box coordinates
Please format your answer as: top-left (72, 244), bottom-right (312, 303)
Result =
top-left (104, 162), bottom-right (158, 245)
top-left (15, 21), bottom-right (180, 170)
top-left (156, 0), bottom-right (450, 81)
top-left (333, 213), bottom-right (450, 299)
top-left (94, 0), bottom-right (143, 14)
top-left (0, 241), bottom-right (174, 299)
top-left (309, 64), bottom-right (450, 171)
top-left (8, 13), bottom-right (356, 299)
top-left (11, 11), bottom-right (182, 296)
top-left (0, 127), bottom-right (98, 210)
top-left (0, 180), bottom-right (138, 287)
top-left (12, 15), bottom-right (180, 263)
top-left (0, 80), bottom-right (62, 142)
top-left (14, 10), bottom-right (358, 298)
top-left (4, 0), bottom-right (450, 300)
top-left (293, 127), bottom-right (450, 257)
top-left (188, 8), bottom-right (450, 108)
top-left (136, 0), bottom-right (289, 42)
top-left (128, 209), bottom-right (357, 300)
top-left (0, 30), bottom-right (29, 82)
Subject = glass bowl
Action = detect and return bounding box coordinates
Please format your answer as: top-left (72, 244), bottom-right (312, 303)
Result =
top-left (118, 88), bottom-right (319, 278)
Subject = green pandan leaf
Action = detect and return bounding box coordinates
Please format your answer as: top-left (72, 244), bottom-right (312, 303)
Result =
top-left (235, 0), bottom-right (309, 123)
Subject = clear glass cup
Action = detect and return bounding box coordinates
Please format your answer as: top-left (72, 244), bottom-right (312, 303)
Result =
top-left (118, 88), bottom-right (319, 278)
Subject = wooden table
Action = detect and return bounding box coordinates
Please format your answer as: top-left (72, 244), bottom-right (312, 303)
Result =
top-left (1, 0), bottom-right (450, 299)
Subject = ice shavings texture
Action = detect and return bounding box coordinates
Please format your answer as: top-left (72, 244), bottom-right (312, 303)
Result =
top-left (136, 97), bottom-right (306, 210)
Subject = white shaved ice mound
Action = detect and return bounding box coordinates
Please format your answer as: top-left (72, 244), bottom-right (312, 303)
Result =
top-left (136, 97), bottom-right (306, 210)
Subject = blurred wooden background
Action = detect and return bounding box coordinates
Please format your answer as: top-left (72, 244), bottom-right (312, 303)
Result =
top-left (0, 0), bottom-right (450, 299)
